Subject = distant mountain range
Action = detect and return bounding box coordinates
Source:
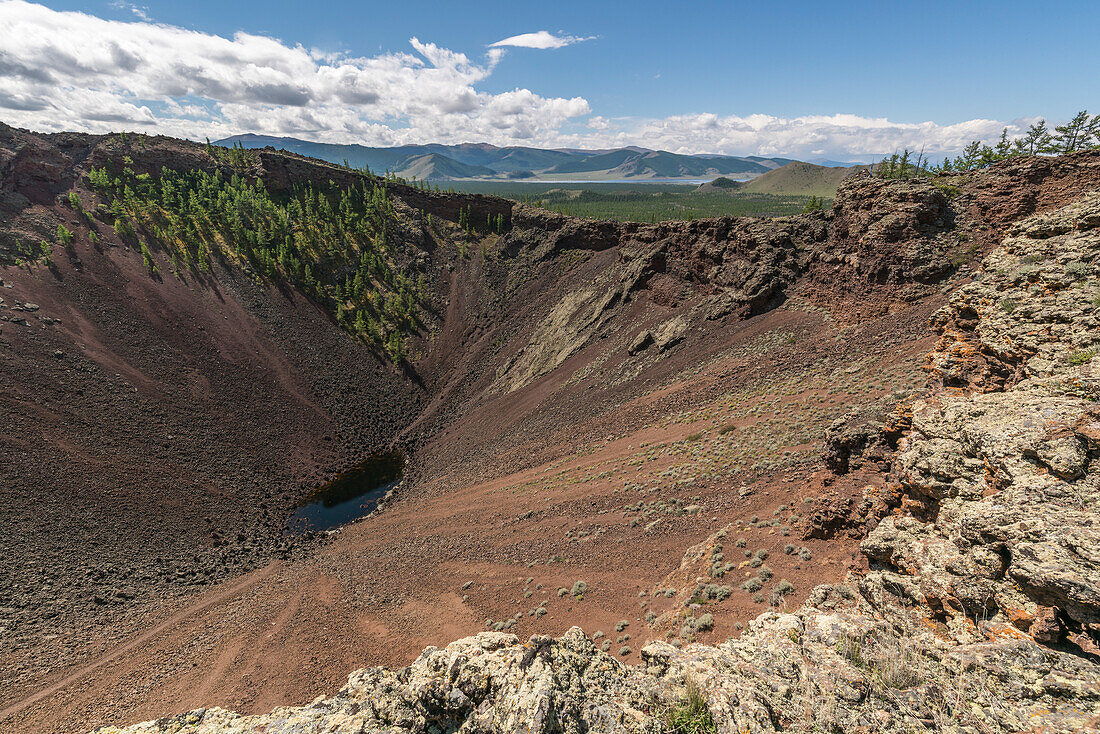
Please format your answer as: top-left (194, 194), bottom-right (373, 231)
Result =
top-left (215, 134), bottom-right (799, 181)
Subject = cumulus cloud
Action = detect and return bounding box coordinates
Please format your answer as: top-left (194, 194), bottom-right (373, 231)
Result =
top-left (0, 0), bottom-right (589, 144)
top-left (0, 1), bottom-right (1025, 158)
top-left (568, 113), bottom-right (1022, 160)
top-left (489, 31), bottom-right (593, 50)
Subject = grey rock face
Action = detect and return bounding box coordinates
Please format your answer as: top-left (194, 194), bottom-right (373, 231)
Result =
top-left (870, 195), bottom-right (1100, 642)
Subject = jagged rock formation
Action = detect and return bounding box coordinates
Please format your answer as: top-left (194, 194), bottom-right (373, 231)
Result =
top-left (92, 191), bottom-right (1100, 733)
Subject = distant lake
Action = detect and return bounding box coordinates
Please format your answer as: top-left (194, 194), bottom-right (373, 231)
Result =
top-left (490, 177), bottom-right (751, 185)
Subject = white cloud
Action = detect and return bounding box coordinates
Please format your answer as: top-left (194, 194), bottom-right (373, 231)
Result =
top-left (0, 1), bottom-right (1032, 158)
top-left (0, 1), bottom-right (589, 144)
top-left (489, 31), bottom-right (593, 50)
top-left (109, 1), bottom-right (149, 21)
top-left (552, 113), bottom-right (1026, 160)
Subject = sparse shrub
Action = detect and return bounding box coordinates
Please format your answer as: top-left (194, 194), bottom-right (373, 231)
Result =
top-left (571, 580), bottom-right (588, 598)
top-left (1066, 349), bottom-right (1097, 366)
top-left (784, 544), bottom-right (796, 555)
top-left (933, 180), bottom-right (961, 198)
top-left (754, 549), bottom-right (768, 561)
top-left (616, 619), bottom-right (629, 632)
top-left (557, 587), bottom-right (568, 597)
top-left (798, 547), bottom-right (813, 561)
top-left (704, 584), bottom-right (731, 601)
top-left (1065, 261), bottom-right (1089, 278)
top-left (600, 640), bottom-right (611, 652)
top-left (758, 565), bottom-right (773, 581)
top-left (593, 630), bottom-right (604, 639)
top-left (734, 537), bottom-right (747, 548)
top-left (619, 646), bottom-right (631, 656)
top-left (1000, 297), bottom-right (1017, 314)
top-left (776, 579), bottom-right (795, 595)
top-left (752, 592), bottom-right (765, 603)
top-left (741, 577), bottom-right (762, 593)
top-left (664, 680), bottom-right (716, 734)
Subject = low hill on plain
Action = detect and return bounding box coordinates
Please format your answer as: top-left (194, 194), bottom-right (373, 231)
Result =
top-left (738, 161), bottom-right (870, 197)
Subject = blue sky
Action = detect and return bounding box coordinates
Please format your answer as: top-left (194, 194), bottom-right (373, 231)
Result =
top-left (2, 0), bottom-right (1097, 158)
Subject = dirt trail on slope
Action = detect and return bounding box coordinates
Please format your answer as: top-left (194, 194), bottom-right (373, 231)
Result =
top-left (0, 564), bottom-right (277, 724)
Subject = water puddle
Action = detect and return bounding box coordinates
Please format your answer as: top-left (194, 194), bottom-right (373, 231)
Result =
top-left (288, 450), bottom-right (403, 534)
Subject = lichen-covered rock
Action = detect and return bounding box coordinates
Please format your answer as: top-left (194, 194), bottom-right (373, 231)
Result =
top-left (927, 192), bottom-right (1100, 391)
top-left (865, 194), bottom-right (1100, 647)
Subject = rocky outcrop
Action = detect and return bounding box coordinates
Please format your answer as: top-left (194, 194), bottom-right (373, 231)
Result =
top-left (928, 192), bottom-right (1100, 390)
top-left (864, 195), bottom-right (1100, 654)
top-left (93, 584), bottom-right (1100, 734)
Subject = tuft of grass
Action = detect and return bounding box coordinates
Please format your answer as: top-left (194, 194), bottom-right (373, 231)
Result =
top-left (933, 181), bottom-right (961, 198)
top-left (664, 680), bottom-right (716, 734)
top-left (1066, 348), bottom-right (1097, 366)
top-left (836, 635), bottom-right (864, 667)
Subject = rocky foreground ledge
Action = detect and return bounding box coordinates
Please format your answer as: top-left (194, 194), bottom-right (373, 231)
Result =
top-left (95, 196), bottom-right (1100, 733)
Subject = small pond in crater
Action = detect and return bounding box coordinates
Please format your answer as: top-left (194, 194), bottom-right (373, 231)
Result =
top-left (288, 450), bottom-right (404, 534)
